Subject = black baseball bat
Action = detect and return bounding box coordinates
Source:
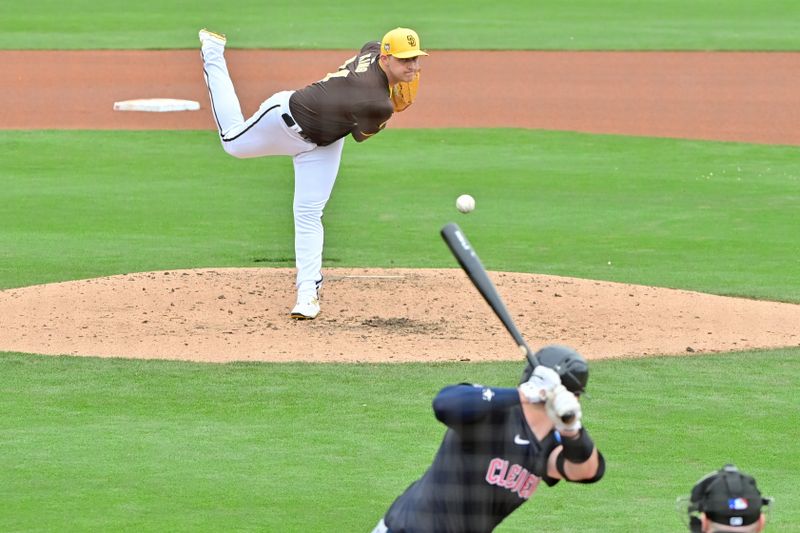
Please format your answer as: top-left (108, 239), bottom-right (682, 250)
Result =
top-left (440, 222), bottom-right (539, 368)
top-left (440, 222), bottom-right (576, 424)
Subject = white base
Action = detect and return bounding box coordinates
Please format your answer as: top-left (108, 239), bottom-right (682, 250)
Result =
top-left (113, 98), bottom-right (200, 112)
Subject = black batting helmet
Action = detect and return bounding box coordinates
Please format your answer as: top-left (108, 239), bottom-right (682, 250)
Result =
top-left (519, 344), bottom-right (589, 394)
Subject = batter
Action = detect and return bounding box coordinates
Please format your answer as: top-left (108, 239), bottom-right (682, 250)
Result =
top-left (199, 27), bottom-right (426, 319)
top-left (373, 345), bottom-right (606, 532)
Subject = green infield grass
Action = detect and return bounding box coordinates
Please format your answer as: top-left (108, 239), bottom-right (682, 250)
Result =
top-left (1, 350), bottom-right (798, 532)
top-left (2, 129), bottom-right (798, 302)
top-left (1, 0), bottom-right (799, 50)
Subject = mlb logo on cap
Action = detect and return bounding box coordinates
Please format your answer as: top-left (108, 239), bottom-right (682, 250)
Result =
top-left (729, 498), bottom-right (749, 511)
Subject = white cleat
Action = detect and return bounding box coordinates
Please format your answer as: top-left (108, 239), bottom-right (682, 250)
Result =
top-left (199, 28), bottom-right (227, 47)
top-left (290, 296), bottom-right (320, 320)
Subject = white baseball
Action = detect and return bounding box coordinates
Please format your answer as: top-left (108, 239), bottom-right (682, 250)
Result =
top-left (456, 194), bottom-right (475, 213)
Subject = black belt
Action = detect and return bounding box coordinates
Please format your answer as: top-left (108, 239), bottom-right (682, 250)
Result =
top-left (281, 113), bottom-right (313, 143)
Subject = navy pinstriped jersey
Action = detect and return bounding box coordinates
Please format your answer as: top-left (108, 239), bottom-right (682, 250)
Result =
top-left (288, 41), bottom-right (394, 146)
top-left (384, 384), bottom-right (561, 533)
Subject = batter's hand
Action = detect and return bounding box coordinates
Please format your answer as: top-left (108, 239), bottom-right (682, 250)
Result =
top-left (519, 366), bottom-right (561, 404)
top-left (390, 71), bottom-right (420, 112)
top-left (546, 385), bottom-right (582, 433)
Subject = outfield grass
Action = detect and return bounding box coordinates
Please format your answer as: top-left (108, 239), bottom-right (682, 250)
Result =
top-left (2, 350), bottom-right (798, 532)
top-left (2, 0), bottom-right (799, 50)
top-left (2, 129), bottom-right (798, 302)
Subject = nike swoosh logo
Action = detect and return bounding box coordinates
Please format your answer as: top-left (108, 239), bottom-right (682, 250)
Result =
top-left (514, 434), bottom-right (530, 445)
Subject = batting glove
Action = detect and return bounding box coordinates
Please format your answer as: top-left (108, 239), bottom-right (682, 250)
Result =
top-left (519, 365), bottom-right (561, 404)
top-left (546, 385), bottom-right (582, 433)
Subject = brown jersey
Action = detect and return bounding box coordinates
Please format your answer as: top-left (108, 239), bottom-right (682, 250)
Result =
top-left (288, 41), bottom-right (394, 146)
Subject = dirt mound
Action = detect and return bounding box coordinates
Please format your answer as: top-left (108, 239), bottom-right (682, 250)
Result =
top-left (1, 268), bottom-right (798, 363)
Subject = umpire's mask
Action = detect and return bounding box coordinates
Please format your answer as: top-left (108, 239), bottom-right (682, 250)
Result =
top-left (676, 464), bottom-right (773, 532)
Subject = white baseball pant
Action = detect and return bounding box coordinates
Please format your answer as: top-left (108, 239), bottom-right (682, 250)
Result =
top-left (201, 41), bottom-right (344, 300)
top-left (370, 518), bottom-right (389, 533)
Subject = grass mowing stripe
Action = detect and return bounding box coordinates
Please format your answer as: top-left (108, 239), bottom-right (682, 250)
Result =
top-left (2, 129), bottom-right (799, 302)
top-left (1, 350), bottom-right (798, 531)
top-left (2, 0), bottom-right (799, 50)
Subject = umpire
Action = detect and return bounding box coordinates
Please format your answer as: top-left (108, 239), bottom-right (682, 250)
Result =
top-left (372, 345), bottom-right (605, 533)
top-left (679, 464), bottom-right (773, 532)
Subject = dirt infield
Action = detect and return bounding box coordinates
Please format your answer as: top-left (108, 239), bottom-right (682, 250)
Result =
top-left (3, 50), bottom-right (800, 145)
top-left (2, 49), bottom-right (799, 362)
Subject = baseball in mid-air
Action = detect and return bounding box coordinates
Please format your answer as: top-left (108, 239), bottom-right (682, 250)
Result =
top-left (456, 194), bottom-right (475, 213)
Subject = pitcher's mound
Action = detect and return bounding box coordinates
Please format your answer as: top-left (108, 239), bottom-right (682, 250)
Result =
top-left (1, 267), bottom-right (798, 363)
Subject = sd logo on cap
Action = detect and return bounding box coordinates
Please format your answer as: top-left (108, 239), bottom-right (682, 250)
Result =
top-left (381, 28), bottom-right (429, 58)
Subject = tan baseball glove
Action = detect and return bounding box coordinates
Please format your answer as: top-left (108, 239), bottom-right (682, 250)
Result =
top-left (390, 71), bottom-right (420, 113)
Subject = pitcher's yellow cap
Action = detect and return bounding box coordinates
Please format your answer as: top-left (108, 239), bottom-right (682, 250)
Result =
top-left (381, 28), bottom-right (428, 58)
